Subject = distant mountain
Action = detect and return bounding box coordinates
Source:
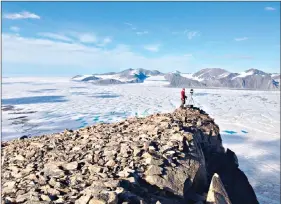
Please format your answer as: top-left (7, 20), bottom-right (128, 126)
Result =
top-left (96, 72), bottom-right (117, 76)
top-left (245, 68), bottom-right (267, 75)
top-left (72, 75), bottom-right (100, 82)
top-left (72, 68), bottom-right (164, 85)
top-left (81, 76), bottom-right (100, 82)
top-left (192, 68), bottom-right (230, 81)
top-left (72, 68), bottom-right (279, 90)
top-left (164, 73), bottom-right (206, 88)
top-left (271, 73), bottom-right (280, 82)
top-left (165, 68), bottom-right (279, 90)
top-left (72, 75), bottom-right (83, 79)
top-left (92, 79), bottom-right (124, 85)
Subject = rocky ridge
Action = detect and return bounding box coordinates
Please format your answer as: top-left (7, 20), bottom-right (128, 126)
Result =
top-left (165, 69), bottom-right (280, 90)
top-left (72, 68), bottom-right (280, 90)
top-left (1, 107), bottom-right (259, 204)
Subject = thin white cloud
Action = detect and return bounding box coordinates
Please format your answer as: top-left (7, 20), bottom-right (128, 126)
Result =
top-left (10, 26), bottom-right (20, 32)
top-left (2, 33), bottom-right (195, 73)
top-left (124, 22), bottom-right (149, 35)
top-left (124, 22), bottom-right (133, 26)
top-left (184, 30), bottom-right (200, 40)
top-left (144, 44), bottom-right (160, 52)
top-left (136, 31), bottom-right (148, 36)
top-left (124, 22), bottom-right (136, 30)
top-left (38, 32), bottom-right (111, 46)
top-left (188, 31), bottom-right (199, 40)
top-left (235, 37), bottom-right (248, 41)
top-left (3, 11), bottom-right (40, 20)
top-left (103, 37), bottom-right (112, 44)
top-left (78, 33), bottom-right (97, 43)
top-left (97, 37), bottom-right (112, 47)
top-left (265, 7), bottom-right (276, 11)
top-left (124, 22), bottom-right (139, 31)
top-left (38, 32), bottom-right (73, 42)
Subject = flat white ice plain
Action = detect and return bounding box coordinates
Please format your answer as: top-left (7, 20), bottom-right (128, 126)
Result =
top-left (2, 76), bottom-right (280, 204)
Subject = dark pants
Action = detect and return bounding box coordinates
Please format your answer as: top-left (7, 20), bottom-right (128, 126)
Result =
top-left (181, 98), bottom-right (185, 107)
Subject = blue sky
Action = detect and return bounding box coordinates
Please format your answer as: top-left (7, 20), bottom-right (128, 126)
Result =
top-left (2, 2), bottom-right (280, 76)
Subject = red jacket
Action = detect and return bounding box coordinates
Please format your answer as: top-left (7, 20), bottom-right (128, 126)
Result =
top-left (181, 90), bottom-right (186, 100)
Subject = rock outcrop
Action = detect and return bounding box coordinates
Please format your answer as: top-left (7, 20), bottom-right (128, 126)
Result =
top-left (206, 173), bottom-right (231, 204)
top-left (1, 107), bottom-right (259, 204)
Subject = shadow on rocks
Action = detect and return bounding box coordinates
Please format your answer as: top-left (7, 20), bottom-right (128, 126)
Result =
top-left (118, 177), bottom-right (183, 204)
top-left (183, 164), bottom-right (208, 204)
top-left (205, 149), bottom-right (259, 204)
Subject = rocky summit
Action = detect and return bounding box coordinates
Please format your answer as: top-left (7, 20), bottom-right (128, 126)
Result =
top-left (1, 107), bottom-right (259, 204)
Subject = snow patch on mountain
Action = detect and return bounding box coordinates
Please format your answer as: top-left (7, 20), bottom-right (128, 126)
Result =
top-left (192, 68), bottom-right (231, 81)
top-left (232, 69), bottom-right (269, 80)
top-left (181, 73), bottom-right (205, 82)
top-left (72, 68), bottom-right (164, 85)
top-left (232, 71), bottom-right (255, 79)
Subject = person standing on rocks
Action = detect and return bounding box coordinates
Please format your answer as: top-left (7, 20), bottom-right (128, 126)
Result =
top-left (181, 88), bottom-right (187, 108)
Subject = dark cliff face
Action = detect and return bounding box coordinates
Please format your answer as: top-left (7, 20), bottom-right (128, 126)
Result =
top-left (204, 149), bottom-right (259, 204)
top-left (172, 108), bottom-right (259, 204)
top-left (1, 107), bottom-right (258, 204)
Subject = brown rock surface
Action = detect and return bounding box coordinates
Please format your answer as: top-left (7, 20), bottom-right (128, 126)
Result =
top-left (1, 107), bottom-right (258, 204)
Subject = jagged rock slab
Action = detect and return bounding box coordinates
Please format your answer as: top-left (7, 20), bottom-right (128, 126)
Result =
top-left (206, 173), bottom-right (231, 204)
